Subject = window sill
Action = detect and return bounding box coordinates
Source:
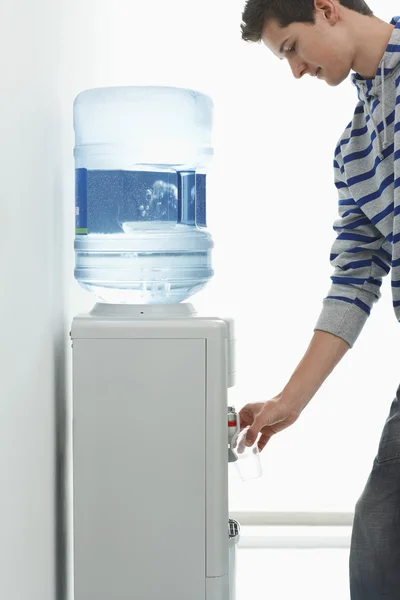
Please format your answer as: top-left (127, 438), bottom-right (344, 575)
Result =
top-left (238, 525), bottom-right (352, 549)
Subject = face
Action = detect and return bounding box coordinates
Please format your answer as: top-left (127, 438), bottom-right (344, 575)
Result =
top-left (262, 0), bottom-right (356, 86)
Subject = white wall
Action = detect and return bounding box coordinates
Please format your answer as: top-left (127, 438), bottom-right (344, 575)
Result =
top-left (0, 0), bottom-right (64, 599)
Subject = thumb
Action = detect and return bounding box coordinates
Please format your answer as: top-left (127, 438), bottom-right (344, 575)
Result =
top-left (245, 415), bottom-right (263, 446)
top-left (245, 421), bottom-right (261, 447)
top-left (245, 401), bottom-right (281, 446)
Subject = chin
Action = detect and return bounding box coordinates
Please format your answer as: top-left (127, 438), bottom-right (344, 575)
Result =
top-left (326, 69), bottom-right (351, 87)
top-left (326, 79), bottom-right (342, 87)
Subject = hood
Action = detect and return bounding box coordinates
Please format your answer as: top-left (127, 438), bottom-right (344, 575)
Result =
top-left (351, 16), bottom-right (400, 157)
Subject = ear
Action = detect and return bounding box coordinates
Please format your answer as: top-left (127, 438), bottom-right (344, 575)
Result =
top-left (314, 0), bottom-right (340, 25)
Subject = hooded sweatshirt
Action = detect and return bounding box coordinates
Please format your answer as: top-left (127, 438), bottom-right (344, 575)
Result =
top-left (315, 16), bottom-right (400, 347)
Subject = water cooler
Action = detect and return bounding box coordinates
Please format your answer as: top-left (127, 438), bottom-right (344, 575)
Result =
top-left (70, 86), bottom-right (241, 600)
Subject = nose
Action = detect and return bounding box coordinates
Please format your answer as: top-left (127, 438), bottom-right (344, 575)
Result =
top-left (288, 57), bottom-right (307, 79)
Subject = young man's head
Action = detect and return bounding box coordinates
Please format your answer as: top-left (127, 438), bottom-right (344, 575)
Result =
top-left (241, 0), bottom-right (374, 86)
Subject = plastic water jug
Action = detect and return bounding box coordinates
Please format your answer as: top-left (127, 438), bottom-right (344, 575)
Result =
top-left (73, 86), bottom-right (214, 304)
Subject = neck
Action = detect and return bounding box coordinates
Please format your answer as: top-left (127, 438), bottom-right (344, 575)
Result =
top-left (348, 14), bottom-right (394, 78)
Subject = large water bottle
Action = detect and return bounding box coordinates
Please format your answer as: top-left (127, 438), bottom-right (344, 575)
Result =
top-left (73, 86), bottom-right (214, 304)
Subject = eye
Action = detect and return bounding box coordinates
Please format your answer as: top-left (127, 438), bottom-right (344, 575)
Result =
top-left (288, 42), bottom-right (297, 53)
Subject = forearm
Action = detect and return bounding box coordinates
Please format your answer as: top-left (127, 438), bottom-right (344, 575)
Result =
top-left (281, 330), bottom-right (350, 411)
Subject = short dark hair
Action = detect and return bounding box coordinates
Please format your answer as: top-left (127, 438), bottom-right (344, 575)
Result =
top-left (241, 0), bottom-right (373, 42)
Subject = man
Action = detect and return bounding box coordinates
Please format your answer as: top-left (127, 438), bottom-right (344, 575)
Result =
top-left (238, 1), bottom-right (400, 598)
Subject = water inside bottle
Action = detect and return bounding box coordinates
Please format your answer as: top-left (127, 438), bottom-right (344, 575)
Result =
top-left (74, 169), bottom-right (213, 304)
top-left (75, 169), bottom-right (207, 233)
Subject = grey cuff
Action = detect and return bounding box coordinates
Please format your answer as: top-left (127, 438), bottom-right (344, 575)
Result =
top-left (314, 298), bottom-right (369, 348)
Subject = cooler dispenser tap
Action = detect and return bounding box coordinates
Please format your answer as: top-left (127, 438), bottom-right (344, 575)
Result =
top-left (228, 406), bottom-right (240, 463)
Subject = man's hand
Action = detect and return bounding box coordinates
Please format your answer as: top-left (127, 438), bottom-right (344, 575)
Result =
top-left (239, 331), bottom-right (350, 452)
top-left (239, 397), bottom-right (301, 451)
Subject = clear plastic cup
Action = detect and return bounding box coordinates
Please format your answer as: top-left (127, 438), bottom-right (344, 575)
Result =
top-left (232, 426), bottom-right (262, 481)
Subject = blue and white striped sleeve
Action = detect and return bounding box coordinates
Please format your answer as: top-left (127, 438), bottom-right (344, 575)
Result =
top-left (315, 158), bottom-right (392, 347)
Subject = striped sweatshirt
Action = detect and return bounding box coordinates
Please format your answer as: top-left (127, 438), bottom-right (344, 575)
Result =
top-left (315, 16), bottom-right (400, 347)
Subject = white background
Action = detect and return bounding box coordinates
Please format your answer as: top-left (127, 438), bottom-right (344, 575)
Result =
top-left (1, 1), bottom-right (400, 598)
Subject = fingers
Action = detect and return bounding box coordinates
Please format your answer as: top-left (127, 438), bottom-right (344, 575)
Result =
top-left (257, 430), bottom-right (273, 452)
top-left (245, 427), bottom-right (259, 446)
top-left (238, 406), bottom-right (254, 430)
top-left (246, 401), bottom-right (282, 446)
top-left (246, 414), bottom-right (266, 446)
top-left (239, 402), bottom-right (264, 430)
